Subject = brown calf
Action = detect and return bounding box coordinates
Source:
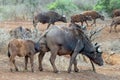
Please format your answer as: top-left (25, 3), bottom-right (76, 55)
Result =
top-left (71, 14), bottom-right (92, 26)
top-left (112, 9), bottom-right (120, 18)
top-left (110, 16), bottom-right (120, 33)
top-left (82, 10), bottom-right (104, 26)
top-left (8, 39), bottom-right (40, 72)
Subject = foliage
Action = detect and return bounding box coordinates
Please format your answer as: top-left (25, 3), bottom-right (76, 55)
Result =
top-left (47, 0), bottom-right (78, 15)
top-left (74, 0), bottom-right (94, 11)
top-left (109, 0), bottom-right (120, 10)
top-left (0, 0), bottom-right (98, 21)
top-left (94, 0), bottom-right (120, 15)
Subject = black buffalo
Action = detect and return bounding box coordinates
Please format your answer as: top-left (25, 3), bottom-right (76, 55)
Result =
top-left (38, 23), bottom-right (103, 73)
top-left (33, 11), bottom-right (67, 29)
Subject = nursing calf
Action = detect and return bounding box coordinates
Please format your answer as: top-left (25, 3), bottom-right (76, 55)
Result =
top-left (8, 39), bottom-right (40, 72)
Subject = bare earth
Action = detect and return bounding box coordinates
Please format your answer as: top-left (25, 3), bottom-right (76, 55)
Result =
top-left (0, 20), bottom-right (120, 80)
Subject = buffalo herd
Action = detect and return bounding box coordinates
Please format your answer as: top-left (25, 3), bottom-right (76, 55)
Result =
top-left (7, 9), bottom-right (120, 73)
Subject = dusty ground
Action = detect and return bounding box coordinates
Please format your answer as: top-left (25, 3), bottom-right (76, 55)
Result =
top-left (0, 20), bottom-right (120, 80)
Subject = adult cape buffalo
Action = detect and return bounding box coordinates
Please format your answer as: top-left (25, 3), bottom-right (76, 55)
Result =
top-left (38, 24), bottom-right (103, 73)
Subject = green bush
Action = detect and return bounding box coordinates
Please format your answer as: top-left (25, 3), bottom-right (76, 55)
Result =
top-left (47, 0), bottom-right (78, 15)
top-left (94, 0), bottom-right (120, 16)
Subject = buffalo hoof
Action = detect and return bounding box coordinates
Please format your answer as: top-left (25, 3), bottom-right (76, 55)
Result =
top-left (23, 69), bottom-right (28, 72)
top-left (74, 68), bottom-right (79, 72)
top-left (67, 69), bottom-right (71, 73)
top-left (16, 68), bottom-right (19, 71)
top-left (93, 69), bottom-right (96, 73)
top-left (10, 69), bottom-right (13, 72)
top-left (39, 67), bottom-right (43, 71)
top-left (31, 69), bottom-right (34, 73)
top-left (54, 70), bottom-right (59, 73)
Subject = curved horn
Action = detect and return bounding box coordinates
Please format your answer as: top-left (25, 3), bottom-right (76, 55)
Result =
top-left (62, 15), bottom-right (66, 17)
top-left (97, 47), bottom-right (102, 53)
top-left (95, 42), bottom-right (98, 46)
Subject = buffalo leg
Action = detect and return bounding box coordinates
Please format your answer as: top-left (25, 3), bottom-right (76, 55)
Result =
top-left (47, 23), bottom-right (51, 29)
top-left (91, 19), bottom-right (96, 26)
top-left (9, 60), bottom-right (13, 72)
top-left (68, 52), bottom-right (78, 73)
top-left (81, 22), bottom-right (83, 26)
top-left (9, 56), bottom-right (14, 72)
top-left (33, 20), bottom-right (37, 28)
top-left (13, 59), bottom-right (18, 71)
top-left (25, 56), bottom-right (28, 70)
top-left (35, 27), bottom-right (38, 36)
top-left (68, 40), bottom-right (83, 73)
top-left (109, 26), bottom-right (113, 33)
top-left (90, 59), bottom-right (96, 72)
top-left (9, 55), bottom-right (18, 72)
top-left (85, 21), bottom-right (89, 27)
top-left (70, 54), bottom-right (79, 72)
top-left (30, 55), bottom-right (34, 72)
top-left (38, 52), bottom-right (45, 71)
top-left (50, 50), bottom-right (58, 73)
top-left (33, 22), bottom-right (38, 37)
top-left (94, 19), bottom-right (96, 26)
top-left (114, 25), bottom-right (117, 32)
top-left (73, 58), bottom-right (79, 72)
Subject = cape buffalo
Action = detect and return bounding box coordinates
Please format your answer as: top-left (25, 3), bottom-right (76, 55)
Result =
top-left (33, 11), bottom-right (67, 29)
top-left (112, 9), bottom-right (120, 18)
top-left (110, 16), bottom-right (120, 33)
top-left (71, 14), bottom-right (92, 26)
top-left (8, 39), bottom-right (40, 72)
top-left (82, 10), bottom-right (104, 26)
top-left (38, 23), bottom-right (103, 73)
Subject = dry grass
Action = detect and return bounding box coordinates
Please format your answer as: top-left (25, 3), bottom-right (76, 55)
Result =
top-left (0, 21), bottom-right (120, 80)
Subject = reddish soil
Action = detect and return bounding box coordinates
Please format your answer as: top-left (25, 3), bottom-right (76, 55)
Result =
top-left (0, 20), bottom-right (120, 80)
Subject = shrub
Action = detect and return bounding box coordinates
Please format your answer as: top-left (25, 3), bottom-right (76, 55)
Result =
top-left (0, 28), bottom-right (11, 54)
top-left (47, 0), bottom-right (79, 16)
top-left (94, 0), bottom-right (120, 16)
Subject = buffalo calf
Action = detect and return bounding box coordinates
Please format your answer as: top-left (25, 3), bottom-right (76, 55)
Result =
top-left (33, 11), bottom-right (67, 29)
top-left (110, 16), bottom-right (120, 33)
top-left (82, 10), bottom-right (104, 26)
top-left (8, 39), bottom-right (40, 72)
top-left (112, 9), bottom-right (120, 18)
top-left (71, 14), bottom-right (92, 26)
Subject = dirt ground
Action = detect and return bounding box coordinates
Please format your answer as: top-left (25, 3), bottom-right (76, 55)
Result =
top-left (0, 20), bottom-right (120, 80)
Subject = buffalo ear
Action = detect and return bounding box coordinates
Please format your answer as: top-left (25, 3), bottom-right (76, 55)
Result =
top-left (94, 43), bottom-right (101, 48)
top-left (94, 42), bottom-right (98, 46)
